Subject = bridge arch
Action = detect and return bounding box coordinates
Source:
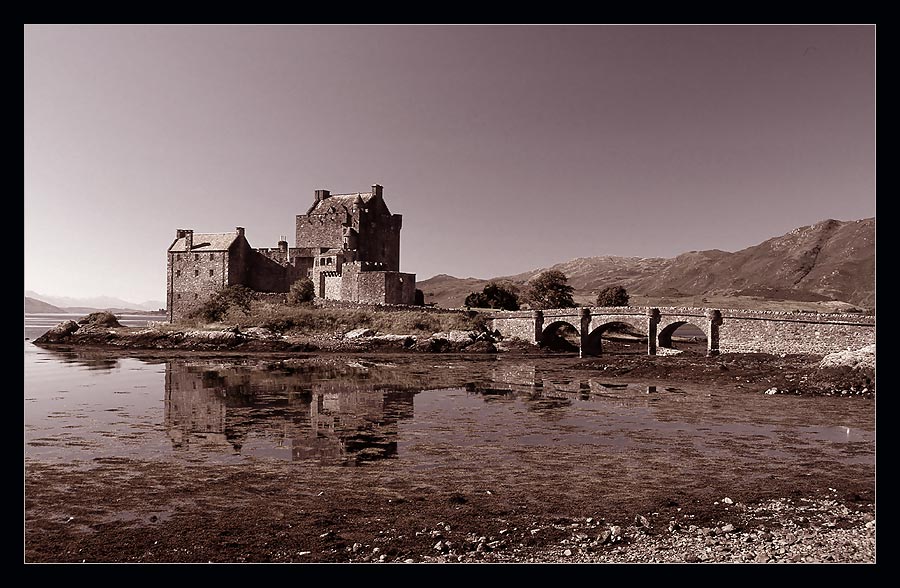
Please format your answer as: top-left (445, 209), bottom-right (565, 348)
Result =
top-left (584, 320), bottom-right (647, 356)
top-left (657, 319), bottom-right (708, 352)
top-left (540, 320), bottom-right (580, 352)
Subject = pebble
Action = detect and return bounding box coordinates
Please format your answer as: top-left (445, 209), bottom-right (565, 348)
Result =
top-left (723, 497), bottom-right (734, 504)
top-left (564, 549), bottom-right (572, 557)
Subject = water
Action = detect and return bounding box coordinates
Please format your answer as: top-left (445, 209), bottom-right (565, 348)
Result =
top-left (24, 314), bottom-right (875, 490)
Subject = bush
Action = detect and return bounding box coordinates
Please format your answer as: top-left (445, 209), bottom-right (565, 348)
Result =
top-left (190, 285), bottom-right (253, 323)
top-left (596, 285), bottom-right (630, 306)
top-left (287, 277), bottom-right (315, 305)
top-left (464, 282), bottom-right (520, 310)
top-left (525, 270), bottom-right (575, 309)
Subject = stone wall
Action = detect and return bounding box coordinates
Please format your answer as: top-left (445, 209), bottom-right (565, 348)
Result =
top-left (491, 315), bottom-right (539, 343)
top-left (168, 249), bottom-right (229, 322)
top-left (295, 213), bottom-right (346, 252)
top-left (717, 310), bottom-right (874, 355)
top-left (356, 272), bottom-right (387, 305)
top-left (323, 274), bottom-right (342, 300)
top-left (383, 271), bottom-right (416, 305)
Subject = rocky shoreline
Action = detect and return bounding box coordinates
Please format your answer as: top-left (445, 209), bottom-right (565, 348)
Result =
top-left (33, 314), bottom-right (499, 354)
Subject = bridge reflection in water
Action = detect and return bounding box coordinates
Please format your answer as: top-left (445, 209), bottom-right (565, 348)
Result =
top-left (164, 362), bottom-right (415, 464)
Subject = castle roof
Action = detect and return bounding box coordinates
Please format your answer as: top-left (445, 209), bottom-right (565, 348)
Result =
top-left (307, 192), bottom-right (373, 215)
top-left (168, 233), bottom-right (240, 252)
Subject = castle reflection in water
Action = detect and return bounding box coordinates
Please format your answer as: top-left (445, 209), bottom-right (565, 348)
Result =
top-left (164, 362), bottom-right (415, 464)
top-left (162, 359), bottom-right (678, 464)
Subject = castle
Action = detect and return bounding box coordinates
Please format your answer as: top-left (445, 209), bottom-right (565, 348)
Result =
top-left (166, 184), bottom-right (416, 322)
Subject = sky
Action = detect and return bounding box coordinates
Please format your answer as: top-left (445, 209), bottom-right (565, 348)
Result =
top-left (24, 25), bottom-right (876, 304)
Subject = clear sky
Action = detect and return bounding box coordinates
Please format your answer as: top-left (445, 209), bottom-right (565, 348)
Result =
top-left (24, 25), bottom-right (875, 304)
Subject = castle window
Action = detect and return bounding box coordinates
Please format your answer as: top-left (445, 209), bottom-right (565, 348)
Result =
top-left (209, 253), bottom-right (214, 260)
top-left (194, 293), bottom-right (198, 300)
top-left (176, 294), bottom-right (181, 299)
top-left (194, 254), bottom-right (199, 261)
top-left (209, 269), bottom-right (214, 277)
top-left (194, 270), bottom-right (199, 277)
top-left (176, 270), bottom-right (181, 277)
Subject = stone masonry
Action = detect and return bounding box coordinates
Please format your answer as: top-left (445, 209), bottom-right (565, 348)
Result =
top-left (490, 307), bottom-right (875, 357)
top-left (167, 184), bottom-right (416, 322)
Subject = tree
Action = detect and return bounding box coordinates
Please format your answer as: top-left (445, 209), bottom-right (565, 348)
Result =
top-left (464, 281), bottom-right (520, 310)
top-left (596, 285), bottom-right (630, 307)
top-left (525, 270), bottom-right (575, 309)
top-left (287, 277), bottom-right (315, 305)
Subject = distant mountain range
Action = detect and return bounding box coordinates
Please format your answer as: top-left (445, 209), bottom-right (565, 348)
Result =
top-left (418, 218), bottom-right (875, 309)
top-left (24, 291), bottom-right (165, 312)
top-left (24, 296), bottom-right (64, 313)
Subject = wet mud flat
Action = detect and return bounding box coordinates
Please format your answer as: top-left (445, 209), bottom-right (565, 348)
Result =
top-left (24, 349), bottom-right (875, 563)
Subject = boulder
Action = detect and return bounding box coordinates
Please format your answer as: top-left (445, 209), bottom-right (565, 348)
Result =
top-left (34, 320), bottom-right (79, 343)
top-left (819, 345), bottom-right (875, 371)
top-left (77, 312), bottom-right (121, 328)
top-left (345, 328), bottom-right (376, 339)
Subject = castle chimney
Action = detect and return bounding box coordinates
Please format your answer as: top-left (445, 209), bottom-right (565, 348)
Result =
top-left (314, 189), bottom-right (331, 203)
top-left (371, 184), bottom-right (383, 199)
top-left (183, 229), bottom-right (193, 251)
top-left (278, 239), bottom-right (288, 256)
top-left (236, 227), bottom-right (245, 238)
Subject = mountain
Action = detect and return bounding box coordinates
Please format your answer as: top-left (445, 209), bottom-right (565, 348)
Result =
top-left (25, 291), bottom-right (165, 312)
top-left (24, 296), bottom-right (64, 313)
top-left (418, 218), bottom-right (875, 309)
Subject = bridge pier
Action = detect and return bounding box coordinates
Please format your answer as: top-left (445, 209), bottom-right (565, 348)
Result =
top-left (579, 308), bottom-right (591, 358)
top-left (706, 309), bottom-right (722, 356)
top-left (647, 308), bottom-right (660, 356)
top-left (532, 310), bottom-right (544, 345)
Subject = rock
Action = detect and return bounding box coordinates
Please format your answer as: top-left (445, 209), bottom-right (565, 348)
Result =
top-left (764, 387), bottom-right (779, 395)
top-left (755, 552), bottom-right (769, 563)
top-left (241, 326), bottom-right (277, 339)
top-left (404, 558), bottom-right (415, 563)
top-left (609, 526), bottom-right (622, 541)
top-left (462, 340), bottom-right (497, 353)
top-left (77, 312), bottom-right (122, 328)
top-left (722, 497), bottom-right (734, 504)
top-left (344, 328), bottom-right (376, 339)
top-left (35, 320), bottom-right (80, 343)
top-left (434, 541), bottom-right (446, 552)
top-left (782, 533), bottom-right (797, 545)
top-left (563, 549), bottom-right (572, 557)
top-left (352, 543), bottom-right (362, 553)
top-left (446, 330), bottom-right (475, 343)
top-left (684, 553), bottom-right (701, 563)
top-left (635, 515), bottom-right (650, 529)
top-left (596, 529), bottom-right (611, 545)
top-left (721, 523), bottom-right (735, 533)
top-left (819, 345), bottom-right (876, 371)
top-left (655, 347), bottom-right (684, 356)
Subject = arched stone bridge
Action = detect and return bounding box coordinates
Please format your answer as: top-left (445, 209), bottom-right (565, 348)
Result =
top-left (488, 307), bottom-right (875, 357)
